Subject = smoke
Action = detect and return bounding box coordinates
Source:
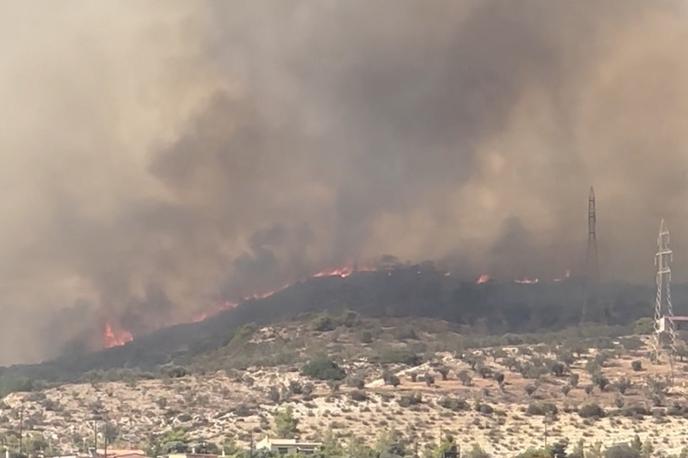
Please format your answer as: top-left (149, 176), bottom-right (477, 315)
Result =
top-left (0, 0), bottom-right (687, 363)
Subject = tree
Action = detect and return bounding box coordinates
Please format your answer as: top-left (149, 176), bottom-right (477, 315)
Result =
top-left (437, 366), bottom-right (450, 381)
top-left (274, 406), bottom-right (298, 438)
top-left (425, 373), bottom-right (435, 387)
top-left (458, 370), bottom-right (472, 387)
top-left (604, 443), bottom-right (640, 458)
top-left (425, 434), bottom-right (458, 458)
top-left (320, 429), bottom-right (344, 457)
top-left (347, 437), bottom-right (376, 458)
top-left (383, 370), bottom-right (401, 387)
top-left (592, 372), bottom-right (610, 392)
top-left (102, 421), bottom-right (119, 445)
top-left (578, 403), bottom-right (605, 418)
top-left (375, 429), bottom-right (408, 458)
top-left (549, 361), bottom-right (566, 377)
top-left (616, 377), bottom-right (631, 395)
top-left (494, 372), bottom-right (505, 387)
top-left (302, 357), bottom-right (346, 381)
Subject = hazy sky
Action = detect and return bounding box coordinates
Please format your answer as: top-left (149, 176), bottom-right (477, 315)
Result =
top-left (1, 1), bottom-right (687, 364)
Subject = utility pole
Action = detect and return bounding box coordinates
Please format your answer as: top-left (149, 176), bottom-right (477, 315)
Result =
top-left (18, 405), bottom-right (23, 457)
top-left (93, 420), bottom-right (98, 457)
top-left (103, 421), bottom-right (108, 458)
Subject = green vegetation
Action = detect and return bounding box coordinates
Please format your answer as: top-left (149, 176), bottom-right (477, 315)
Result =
top-left (301, 356), bottom-right (346, 381)
top-left (273, 406), bottom-right (298, 438)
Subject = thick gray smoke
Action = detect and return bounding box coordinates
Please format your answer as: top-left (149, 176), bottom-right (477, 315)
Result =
top-left (0, 0), bottom-right (687, 364)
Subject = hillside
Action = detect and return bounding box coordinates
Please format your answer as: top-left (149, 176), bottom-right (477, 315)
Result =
top-left (1, 315), bottom-right (687, 457)
top-left (0, 264), bottom-right (675, 394)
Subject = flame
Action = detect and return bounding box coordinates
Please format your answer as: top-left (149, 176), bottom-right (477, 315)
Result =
top-left (192, 300), bottom-right (238, 323)
top-left (475, 274), bottom-right (491, 284)
top-left (314, 266), bottom-right (354, 278)
top-left (553, 269), bottom-right (571, 282)
top-left (102, 321), bottom-right (133, 348)
top-left (514, 277), bottom-right (539, 285)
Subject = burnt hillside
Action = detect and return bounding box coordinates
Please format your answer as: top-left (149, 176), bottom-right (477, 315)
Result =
top-left (0, 264), bottom-right (673, 389)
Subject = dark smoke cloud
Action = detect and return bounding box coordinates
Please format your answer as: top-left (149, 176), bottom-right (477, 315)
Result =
top-left (0, 0), bottom-right (687, 363)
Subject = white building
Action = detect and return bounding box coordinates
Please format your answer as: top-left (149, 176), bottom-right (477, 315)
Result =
top-left (255, 438), bottom-right (322, 455)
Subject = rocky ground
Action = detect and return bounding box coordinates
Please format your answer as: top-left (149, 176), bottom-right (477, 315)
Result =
top-left (1, 320), bottom-right (687, 456)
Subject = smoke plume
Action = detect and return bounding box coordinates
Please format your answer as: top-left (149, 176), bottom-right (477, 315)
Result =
top-left (1, 0), bottom-right (687, 363)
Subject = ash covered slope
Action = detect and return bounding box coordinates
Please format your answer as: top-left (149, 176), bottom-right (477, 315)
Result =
top-left (0, 264), bottom-right (670, 387)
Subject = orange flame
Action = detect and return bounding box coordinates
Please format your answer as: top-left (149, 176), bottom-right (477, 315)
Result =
top-left (102, 321), bottom-right (133, 348)
top-left (475, 274), bottom-right (491, 284)
top-left (314, 266), bottom-right (354, 278)
top-left (514, 277), bottom-right (539, 285)
top-left (192, 300), bottom-right (238, 323)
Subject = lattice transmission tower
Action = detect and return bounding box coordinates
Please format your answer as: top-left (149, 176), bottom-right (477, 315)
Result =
top-left (582, 186), bottom-right (599, 322)
top-left (653, 218), bottom-right (678, 364)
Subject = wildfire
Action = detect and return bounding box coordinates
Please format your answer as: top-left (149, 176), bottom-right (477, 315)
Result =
top-left (314, 266), bottom-right (354, 278)
top-left (103, 262), bottom-right (381, 348)
top-left (102, 321), bottom-right (133, 349)
top-left (514, 277), bottom-right (540, 285)
top-left (475, 274), bottom-right (491, 284)
top-left (192, 300), bottom-right (238, 323)
top-left (553, 269), bottom-right (572, 282)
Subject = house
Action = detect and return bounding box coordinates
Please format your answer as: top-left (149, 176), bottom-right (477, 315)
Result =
top-left (165, 454), bottom-right (218, 458)
top-left (255, 438), bottom-right (322, 455)
top-left (95, 449), bottom-right (148, 458)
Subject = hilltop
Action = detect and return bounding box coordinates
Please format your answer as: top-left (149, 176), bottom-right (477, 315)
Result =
top-left (0, 264), bottom-right (670, 395)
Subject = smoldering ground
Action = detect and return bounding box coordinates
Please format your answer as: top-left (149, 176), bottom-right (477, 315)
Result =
top-left (0, 0), bottom-right (687, 363)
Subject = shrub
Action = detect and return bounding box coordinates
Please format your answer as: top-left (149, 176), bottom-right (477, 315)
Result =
top-left (458, 370), bottom-right (472, 386)
top-left (164, 366), bottom-right (188, 378)
top-left (349, 390), bottom-right (368, 402)
top-left (616, 377), bottom-right (631, 394)
top-left (631, 360), bottom-right (642, 372)
top-left (475, 402), bottom-right (494, 415)
top-left (494, 372), bottom-right (505, 385)
top-left (312, 315), bottom-right (336, 332)
top-left (604, 444), bottom-right (640, 458)
top-left (549, 361), bottom-right (566, 377)
top-left (378, 349), bottom-right (422, 366)
top-left (288, 380), bottom-right (303, 395)
top-left (437, 396), bottom-right (470, 412)
top-left (398, 392), bottom-right (423, 408)
top-left (302, 357), bottom-right (346, 381)
top-left (578, 403), bottom-right (605, 418)
top-left (347, 376), bottom-right (365, 389)
top-left (383, 371), bottom-right (401, 387)
top-left (424, 373), bottom-right (435, 386)
top-left (620, 404), bottom-right (650, 417)
top-left (359, 331), bottom-right (374, 344)
top-left (525, 384), bottom-right (537, 397)
top-left (526, 401), bottom-right (558, 416)
top-left (437, 365), bottom-right (450, 380)
top-left (515, 449), bottom-right (552, 458)
top-left (592, 372), bottom-right (610, 392)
